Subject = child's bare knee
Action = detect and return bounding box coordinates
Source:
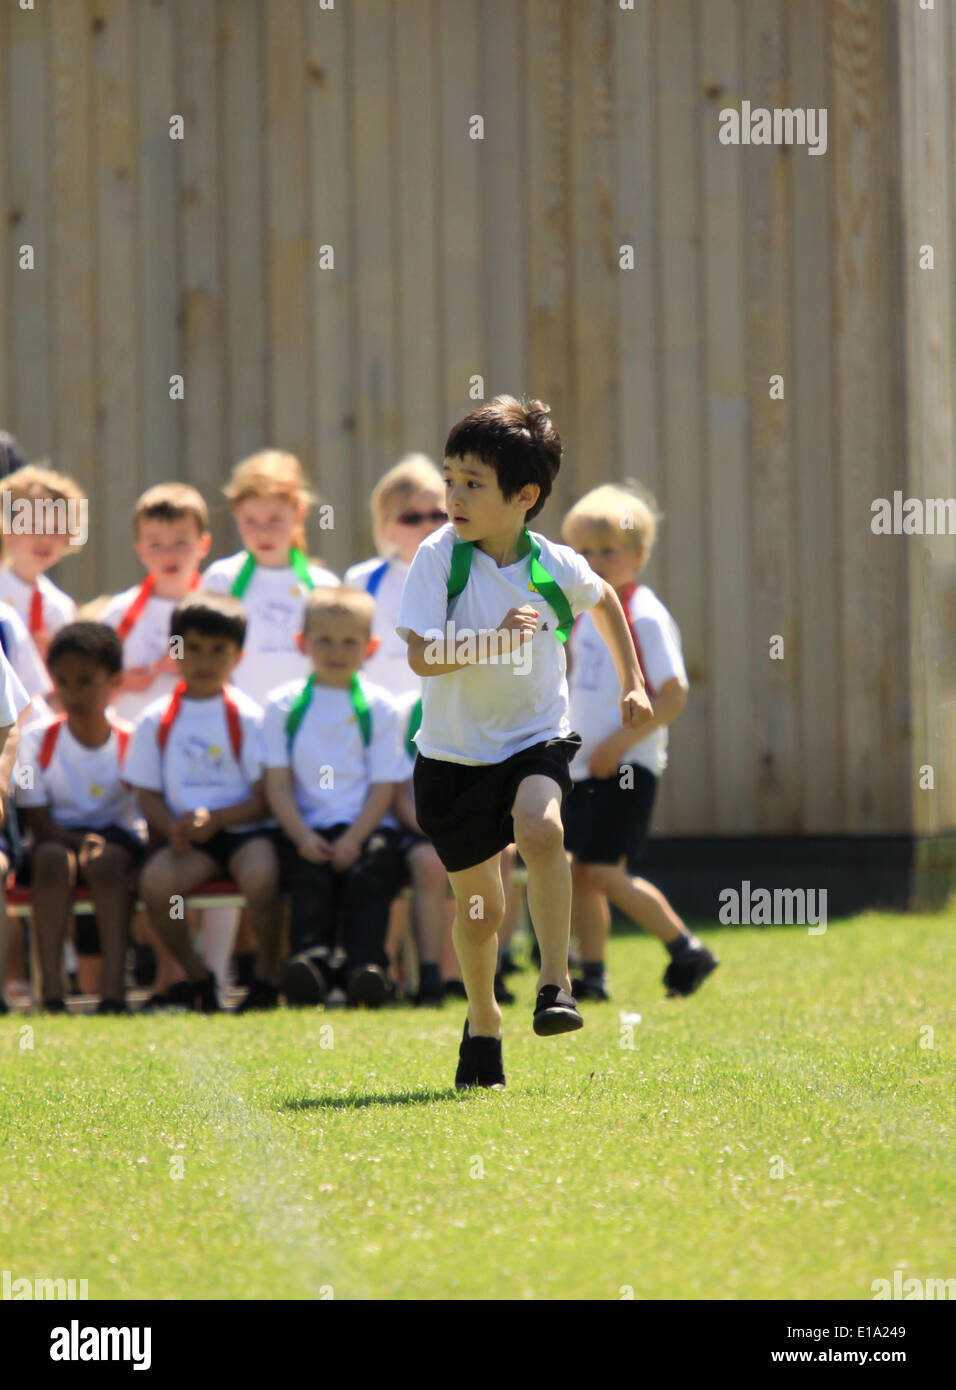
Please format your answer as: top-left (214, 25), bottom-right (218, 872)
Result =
top-left (514, 812), bottom-right (564, 860)
top-left (33, 842), bottom-right (72, 881)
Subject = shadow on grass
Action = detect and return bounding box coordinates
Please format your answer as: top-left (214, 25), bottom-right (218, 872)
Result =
top-left (281, 1087), bottom-right (460, 1112)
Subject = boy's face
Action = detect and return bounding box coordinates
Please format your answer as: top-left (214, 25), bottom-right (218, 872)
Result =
top-left (136, 516), bottom-right (211, 586)
top-left (574, 526), bottom-right (643, 591)
top-left (49, 653), bottom-right (122, 721)
top-left (301, 610), bottom-right (378, 685)
top-left (380, 488), bottom-right (447, 564)
top-left (177, 629), bottom-right (243, 697)
top-left (4, 495), bottom-right (73, 575)
top-left (233, 495), bottom-right (303, 565)
top-left (443, 454), bottom-right (539, 544)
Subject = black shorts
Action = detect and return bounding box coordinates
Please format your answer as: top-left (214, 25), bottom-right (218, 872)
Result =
top-left (412, 733), bottom-right (582, 873)
top-left (14, 824), bottom-right (148, 887)
top-left (562, 764), bottom-right (658, 865)
top-left (194, 827), bottom-right (277, 881)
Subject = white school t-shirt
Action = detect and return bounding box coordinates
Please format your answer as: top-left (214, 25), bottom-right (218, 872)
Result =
top-left (343, 556), bottom-right (419, 699)
top-left (201, 551), bottom-right (340, 706)
top-left (262, 675), bottom-right (406, 831)
top-left (0, 599), bottom-right (55, 731)
top-left (0, 649), bottom-right (31, 727)
top-left (16, 717), bottom-right (146, 838)
top-left (123, 685), bottom-right (266, 831)
top-left (0, 567), bottom-right (77, 639)
top-left (395, 523), bottom-right (604, 765)
top-left (378, 688), bottom-right (420, 832)
top-left (568, 584), bottom-right (688, 780)
top-left (100, 583), bottom-right (182, 723)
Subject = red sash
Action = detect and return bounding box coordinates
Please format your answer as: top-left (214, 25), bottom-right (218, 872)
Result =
top-left (157, 681), bottom-right (243, 760)
top-left (37, 716), bottom-right (131, 769)
top-left (117, 570), bottom-right (201, 640)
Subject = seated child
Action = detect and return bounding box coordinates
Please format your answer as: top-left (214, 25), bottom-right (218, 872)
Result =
top-left (0, 647), bottom-right (31, 1013)
top-left (202, 450), bottom-right (339, 707)
top-left (0, 598), bottom-right (56, 727)
top-left (561, 483), bottom-right (718, 998)
top-left (15, 624), bottom-right (147, 1014)
top-left (124, 593), bottom-right (281, 1013)
top-left (0, 462), bottom-right (85, 665)
top-left (263, 587), bottom-right (405, 1009)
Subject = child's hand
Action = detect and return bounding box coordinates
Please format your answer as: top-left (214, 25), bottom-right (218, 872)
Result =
top-left (120, 666), bottom-right (157, 694)
top-left (78, 832), bottom-right (108, 864)
top-left (330, 830), bottom-right (361, 872)
top-left (497, 606), bottom-right (538, 654)
top-left (185, 807), bottom-right (217, 844)
top-left (588, 736), bottom-right (628, 780)
top-left (620, 686), bottom-right (653, 729)
top-left (297, 828), bottom-right (333, 863)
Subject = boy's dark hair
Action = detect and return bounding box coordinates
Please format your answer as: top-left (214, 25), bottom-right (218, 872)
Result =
top-left (0, 431), bottom-right (27, 479)
top-left (443, 394), bottom-right (561, 523)
top-left (47, 622), bottom-right (124, 678)
top-left (170, 592), bottom-right (247, 648)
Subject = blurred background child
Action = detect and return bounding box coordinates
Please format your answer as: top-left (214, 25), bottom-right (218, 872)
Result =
top-left (0, 462), bottom-right (86, 666)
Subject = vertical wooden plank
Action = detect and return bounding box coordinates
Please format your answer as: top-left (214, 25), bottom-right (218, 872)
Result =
top-left (788, 0), bottom-right (841, 831)
top-left (350, 0), bottom-right (399, 544)
top-left (306, 0), bottom-right (355, 572)
top-left (437, 0), bottom-right (482, 469)
top-left (179, 0), bottom-right (226, 548)
top-left (92, 0), bottom-right (140, 595)
top-left (831, 0), bottom-right (903, 832)
top-left (524, 0), bottom-right (572, 537)
top-left (481, 0), bottom-right (527, 438)
top-left (7, 0), bottom-right (52, 459)
top-left (137, 0), bottom-right (181, 495)
top-left (263, 0), bottom-right (310, 475)
top-left (568, 0), bottom-right (617, 533)
top-left (700, 0), bottom-right (752, 834)
top-left (655, 0), bottom-right (709, 832)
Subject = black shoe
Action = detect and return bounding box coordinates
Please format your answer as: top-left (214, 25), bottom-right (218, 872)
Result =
top-left (455, 1020), bottom-right (506, 1089)
top-left (0, 996), bottom-right (8, 1015)
top-left (571, 974), bottom-right (611, 1002)
top-left (493, 971), bottom-right (516, 1005)
top-left (96, 997), bottom-right (128, 1015)
top-left (234, 977), bottom-right (278, 1013)
top-left (529, 939), bottom-right (541, 968)
top-left (346, 964), bottom-right (389, 1009)
top-left (443, 979), bottom-right (468, 1000)
top-left (499, 949), bottom-right (521, 977)
top-left (159, 981), bottom-right (195, 1010)
top-left (279, 952), bottom-right (328, 1006)
top-left (137, 992), bottom-right (167, 1014)
top-left (42, 997), bottom-right (68, 1014)
top-left (663, 941), bottom-right (719, 997)
top-left (132, 945), bottom-right (157, 989)
top-left (413, 979), bottom-right (445, 1008)
top-left (533, 985), bottom-right (583, 1036)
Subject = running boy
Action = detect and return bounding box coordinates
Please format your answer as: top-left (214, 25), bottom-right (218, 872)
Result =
top-left (263, 587), bottom-right (405, 1008)
top-left (396, 395), bottom-right (654, 1088)
top-left (15, 624), bottom-right (147, 1014)
top-left (124, 594), bottom-right (281, 1012)
top-left (561, 483), bottom-right (718, 999)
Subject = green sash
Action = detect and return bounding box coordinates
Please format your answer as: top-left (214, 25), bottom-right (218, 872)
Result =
top-left (405, 697), bottom-right (422, 758)
top-left (285, 671), bottom-right (371, 748)
top-left (446, 528), bottom-right (574, 642)
top-left (231, 546), bottom-right (315, 599)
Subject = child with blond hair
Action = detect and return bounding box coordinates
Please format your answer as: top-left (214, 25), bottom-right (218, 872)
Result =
top-left (0, 462), bottom-right (85, 665)
top-left (202, 451), bottom-right (339, 708)
top-left (560, 482), bottom-right (717, 999)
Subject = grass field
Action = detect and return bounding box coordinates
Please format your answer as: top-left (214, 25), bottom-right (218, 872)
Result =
top-left (1, 910), bottom-right (953, 1301)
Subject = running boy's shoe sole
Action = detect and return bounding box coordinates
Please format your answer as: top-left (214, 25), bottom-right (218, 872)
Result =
top-left (532, 985), bottom-right (584, 1036)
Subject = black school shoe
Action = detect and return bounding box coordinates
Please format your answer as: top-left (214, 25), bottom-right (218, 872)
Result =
top-left (455, 1020), bottom-right (506, 1090)
top-left (95, 998), bottom-right (128, 1015)
top-left (493, 971), bottom-right (516, 1005)
top-left (443, 979), bottom-right (468, 1000)
top-left (0, 996), bottom-right (8, 1015)
top-left (41, 997), bottom-right (68, 1014)
top-left (662, 940), bottom-right (720, 998)
top-left (234, 978), bottom-right (279, 1013)
top-left (279, 952), bottom-right (329, 1006)
top-left (162, 973), bottom-right (221, 1013)
top-left (346, 964), bottom-right (389, 1009)
top-left (532, 985), bottom-right (583, 1036)
top-left (571, 974), bottom-right (611, 1002)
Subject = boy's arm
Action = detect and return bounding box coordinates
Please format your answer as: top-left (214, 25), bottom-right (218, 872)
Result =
top-left (588, 581), bottom-right (654, 728)
top-left (22, 804), bottom-right (90, 851)
top-left (264, 767), bottom-right (313, 848)
top-left (204, 782), bottom-right (268, 832)
top-left (405, 606), bottom-right (538, 678)
top-left (133, 787), bottom-right (178, 840)
top-left (0, 722), bottom-right (17, 807)
top-left (392, 780), bottom-right (420, 834)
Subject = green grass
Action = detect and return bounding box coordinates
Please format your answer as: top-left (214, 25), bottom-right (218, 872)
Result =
top-left (1, 911), bottom-right (954, 1300)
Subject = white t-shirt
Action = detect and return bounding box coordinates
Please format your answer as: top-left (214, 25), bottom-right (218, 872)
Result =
top-left (568, 584), bottom-right (688, 779)
top-left (100, 582), bottom-right (182, 722)
top-left (202, 551), bottom-right (340, 706)
top-left (124, 685), bottom-right (266, 832)
top-left (343, 555), bottom-right (419, 699)
top-left (0, 599), bottom-right (55, 730)
top-left (262, 675), bottom-right (406, 831)
top-left (379, 688), bottom-right (420, 832)
top-left (396, 523), bottom-right (604, 765)
top-left (16, 717), bottom-right (146, 838)
top-left (0, 649), bottom-right (31, 727)
top-left (0, 567), bottom-right (77, 638)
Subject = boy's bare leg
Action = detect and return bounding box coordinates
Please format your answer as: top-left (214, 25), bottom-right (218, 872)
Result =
top-left (229, 839), bottom-right (282, 984)
top-left (570, 856), bottom-right (612, 959)
top-left (511, 775), bottom-right (572, 995)
top-left (406, 841), bottom-right (447, 968)
top-left (80, 843), bottom-right (134, 1001)
top-left (31, 843), bottom-right (77, 1000)
top-left (582, 861), bottom-right (684, 944)
top-left (447, 853), bottom-right (505, 1038)
top-left (139, 847), bottom-right (219, 980)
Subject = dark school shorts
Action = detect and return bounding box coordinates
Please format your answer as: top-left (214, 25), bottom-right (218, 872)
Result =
top-left (412, 733), bottom-right (582, 873)
top-left (274, 822), bottom-right (404, 893)
top-left (562, 763), bottom-right (658, 865)
top-left (191, 827), bottom-right (278, 881)
top-left (14, 823), bottom-right (148, 887)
